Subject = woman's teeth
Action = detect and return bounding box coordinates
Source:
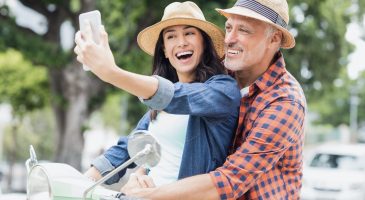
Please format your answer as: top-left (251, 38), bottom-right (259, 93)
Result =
top-left (176, 51), bottom-right (193, 59)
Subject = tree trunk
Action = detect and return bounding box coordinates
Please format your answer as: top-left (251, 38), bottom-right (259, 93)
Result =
top-left (6, 123), bottom-right (19, 191)
top-left (1, 0), bottom-right (104, 170)
top-left (50, 60), bottom-right (105, 170)
top-left (46, 0), bottom-right (100, 170)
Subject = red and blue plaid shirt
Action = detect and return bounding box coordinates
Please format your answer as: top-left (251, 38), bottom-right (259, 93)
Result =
top-left (210, 52), bottom-right (306, 200)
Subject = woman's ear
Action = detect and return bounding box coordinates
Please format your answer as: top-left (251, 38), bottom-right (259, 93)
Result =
top-left (163, 48), bottom-right (168, 58)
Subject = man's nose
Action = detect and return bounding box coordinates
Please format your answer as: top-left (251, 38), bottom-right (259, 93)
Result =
top-left (225, 30), bottom-right (238, 45)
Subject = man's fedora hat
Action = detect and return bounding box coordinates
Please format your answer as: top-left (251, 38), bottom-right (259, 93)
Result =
top-left (137, 1), bottom-right (225, 58)
top-left (216, 0), bottom-right (295, 49)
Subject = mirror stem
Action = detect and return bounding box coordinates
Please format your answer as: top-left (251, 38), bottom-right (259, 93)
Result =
top-left (83, 144), bottom-right (153, 200)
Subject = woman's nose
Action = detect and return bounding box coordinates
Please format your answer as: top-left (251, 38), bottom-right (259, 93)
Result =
top-left (177, 35), bottom-right (188, 47)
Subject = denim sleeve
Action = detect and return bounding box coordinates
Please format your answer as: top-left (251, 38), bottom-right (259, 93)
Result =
top-left (140, 75), bottom-right (174, 110)
top-left (91, 111), bottom-right (150, 185)
top-left (143, 75), bottom-right (240, 117)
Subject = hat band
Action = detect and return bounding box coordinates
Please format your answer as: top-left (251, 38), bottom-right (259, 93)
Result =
top-left (234, 0), bottom-right (287, 29)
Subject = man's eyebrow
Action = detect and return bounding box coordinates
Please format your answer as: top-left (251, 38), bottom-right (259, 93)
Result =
top-left (238, 24), bottom-right (249, 28)
top-left (236, 22), bottom-right (253, 30)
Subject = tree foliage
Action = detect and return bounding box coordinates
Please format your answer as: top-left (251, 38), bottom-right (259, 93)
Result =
top-left (0, 50), bottom-right (48, 116)
top-left (3, 108), bottom-right (55, 162)
top-left (1, 0), bottom-right (364, 168)
top-left (286, 0), bottom-right (355, 100)
top-left (0, 0), bottom-right (114, 169)
top-left (310, 69), bottom-right (365, 127)
top-left (286, 0), bottom-right (365, 126)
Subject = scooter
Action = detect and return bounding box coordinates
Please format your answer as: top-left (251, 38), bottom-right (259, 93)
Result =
top-left (25, 130), bottom-right (161, 200)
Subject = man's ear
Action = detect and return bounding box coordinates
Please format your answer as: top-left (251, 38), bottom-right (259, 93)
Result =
top-left (270, 30), bottom-right (283, 48)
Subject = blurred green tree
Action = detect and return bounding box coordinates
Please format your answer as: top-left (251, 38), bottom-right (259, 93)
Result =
top-left (0, 0), bottom-right (149, 170)
top-left (310, 70), bottom-right (365, 127)
top-left (0, 50), bottom-right (48, 115)
top-left (286, 0), bottom-right (355, 100)
top-left (0, 0), bottom-right (364, 169)
top-left (0, 49), bottom-right (54, 188)
top-left (0, 0), bottom-right (231, 170)
top-left (287, 0), bottom-right (365, 127)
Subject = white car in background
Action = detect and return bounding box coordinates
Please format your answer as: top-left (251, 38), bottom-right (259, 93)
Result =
top-left (301, 143), bottom-right (365, 200)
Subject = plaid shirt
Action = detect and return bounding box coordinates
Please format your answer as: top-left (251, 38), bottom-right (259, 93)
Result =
top-left (210, 52), bottom-right (306, 200)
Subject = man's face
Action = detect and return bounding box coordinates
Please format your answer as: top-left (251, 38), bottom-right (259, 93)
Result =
top-left (223, 15), bottom-right (272, 73)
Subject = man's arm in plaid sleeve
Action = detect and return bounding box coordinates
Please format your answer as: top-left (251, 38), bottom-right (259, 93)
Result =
top-left (126, 100), bottom-right (304, 200)
top-left (126, 174), bottom-right (221, 200)
top-left (210, 100), bottom-right (305, 199)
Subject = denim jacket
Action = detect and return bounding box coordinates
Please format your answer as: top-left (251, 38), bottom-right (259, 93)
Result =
top-left (92, 74), bottom-right (240, 184)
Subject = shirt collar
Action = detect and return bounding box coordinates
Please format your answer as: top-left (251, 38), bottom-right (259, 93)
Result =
top-left (240, 86), bottom-right (249, 97)
top-left (249, 51), bottom-right (286, 95)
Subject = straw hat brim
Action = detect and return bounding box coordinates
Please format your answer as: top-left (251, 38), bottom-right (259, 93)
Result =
top-left (137, 18), bottom-right (225, 58)
top-left (216, 7), bottom-right (295, 49)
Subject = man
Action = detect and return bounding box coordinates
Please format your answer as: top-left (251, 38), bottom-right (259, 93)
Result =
top-left (125, 0), bottom-right (306, 199)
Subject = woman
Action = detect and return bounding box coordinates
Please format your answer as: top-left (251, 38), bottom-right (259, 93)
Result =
top-left (74, 1), bottom-right (240, 187)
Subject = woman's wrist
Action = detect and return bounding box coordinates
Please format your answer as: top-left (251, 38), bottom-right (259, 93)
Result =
top-left (84, 166), bottom-right (102, 181)
top-left (99, 63), bottom-right (123, 84)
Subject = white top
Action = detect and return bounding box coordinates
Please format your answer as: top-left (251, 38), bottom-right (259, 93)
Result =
top-left (240, 86), bottom-right (249, 97)
top-left (147, 111), bottom-right (189, 186)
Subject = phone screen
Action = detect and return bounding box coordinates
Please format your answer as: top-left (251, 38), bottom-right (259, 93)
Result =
top-left (79, 10), bottom-right (102, 44)
top-left (78, 10), bottom-right (102, 70)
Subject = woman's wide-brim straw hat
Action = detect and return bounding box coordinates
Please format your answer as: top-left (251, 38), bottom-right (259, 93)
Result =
top-left (216, 0), bottom-right (295, 49)
top-left (137, 1), bottom-right (225, 58)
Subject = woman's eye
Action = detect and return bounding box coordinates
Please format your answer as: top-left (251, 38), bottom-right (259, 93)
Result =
top-left (186, 32), bottom-right (194, 36)
top-left (166, 35), bottom-right (174, 39)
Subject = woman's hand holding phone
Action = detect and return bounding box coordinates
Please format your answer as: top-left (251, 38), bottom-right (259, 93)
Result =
top-left (78, 10), bottom-right (101, 71)
top-left (74, 11), bottom-right (118, 82)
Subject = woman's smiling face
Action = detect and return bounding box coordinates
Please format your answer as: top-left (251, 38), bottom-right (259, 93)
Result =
top-left (162, 25), bottom-right (204, 83)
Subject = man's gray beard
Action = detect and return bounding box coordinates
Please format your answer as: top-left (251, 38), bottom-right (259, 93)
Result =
top-left (224, 57), bottom-right (236, 71)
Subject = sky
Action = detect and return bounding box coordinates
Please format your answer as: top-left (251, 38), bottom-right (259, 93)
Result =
top-left (2, 0), bottom-right (75, 50)
top-left (345, 20), bottom-right (365, 79)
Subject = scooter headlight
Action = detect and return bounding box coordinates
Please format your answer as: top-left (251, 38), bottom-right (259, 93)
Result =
top-left (27, 165), bottom-right (52, 200)
top-left (27, 163), bottom-right (105, 200)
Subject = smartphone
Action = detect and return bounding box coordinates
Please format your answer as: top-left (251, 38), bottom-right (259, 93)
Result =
top-left (79, 10), bottom-right (102, 71)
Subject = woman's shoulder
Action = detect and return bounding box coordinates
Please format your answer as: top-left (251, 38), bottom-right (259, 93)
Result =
top-left (205, 74), bottom-right (237, 83)
top-left (205, 74), bottom-right (241, 99)
top-left (205, 74), bottom-right (238, 89)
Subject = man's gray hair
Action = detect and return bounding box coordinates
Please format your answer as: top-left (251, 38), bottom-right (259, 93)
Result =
top-left (265, 24), bottom-right (282, 49)
top-left (265, 24), bottom-right (278, 37)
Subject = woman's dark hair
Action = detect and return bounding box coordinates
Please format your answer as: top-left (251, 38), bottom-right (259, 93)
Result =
top-left (150, 27), bottom-right (226, 120)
